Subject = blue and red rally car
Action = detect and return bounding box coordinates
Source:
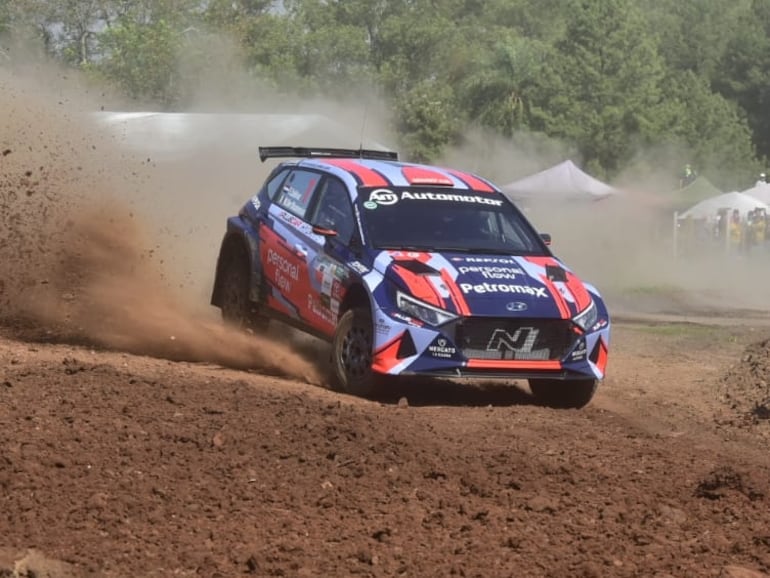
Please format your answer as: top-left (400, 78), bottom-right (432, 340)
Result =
top-left (211, 147), bottom-right (610, 407)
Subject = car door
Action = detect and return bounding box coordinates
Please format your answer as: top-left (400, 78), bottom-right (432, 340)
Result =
top-left (260, 168), bottom-right (323, 321)
top-left (302, 177), bottom-right (359, 337)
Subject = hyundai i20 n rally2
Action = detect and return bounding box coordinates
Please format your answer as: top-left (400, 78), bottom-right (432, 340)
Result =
top-left (210, 147), bottom-right (610, 408)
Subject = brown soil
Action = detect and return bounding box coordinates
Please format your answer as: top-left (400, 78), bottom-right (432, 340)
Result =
top-left (2, 66), bottom-right (770, 578)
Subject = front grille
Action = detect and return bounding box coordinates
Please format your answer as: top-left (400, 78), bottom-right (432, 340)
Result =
top-left (455, 318), bottom-right (576, 361)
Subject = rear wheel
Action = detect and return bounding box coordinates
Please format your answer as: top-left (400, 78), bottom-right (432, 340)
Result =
top-left (528, 378), bottom-right (597, 409)
top-left (219, 252), bottom-right (268, 332)
top-left (332, 307), bottom-right (380, 397)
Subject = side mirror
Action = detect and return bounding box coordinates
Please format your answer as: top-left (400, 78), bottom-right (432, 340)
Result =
top-left (540, 233), bottom-right (552, 246)
top-left (312, 225), bottom-right (338, 237)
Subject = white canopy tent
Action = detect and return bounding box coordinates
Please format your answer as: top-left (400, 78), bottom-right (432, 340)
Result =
top-left (742, 182), bottom-right (770, 204)
top-left (501, 160), bottom-right (621, 203)
top-left (678, 191), bottom-right (769, 219)
top-left (673, 191), bottom-right (769, 258)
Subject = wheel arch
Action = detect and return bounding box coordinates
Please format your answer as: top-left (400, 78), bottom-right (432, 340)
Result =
top-left (339, 283), bottom-right (372, 316)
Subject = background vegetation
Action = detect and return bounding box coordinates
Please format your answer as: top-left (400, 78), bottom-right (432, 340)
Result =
top-left (2, 0), bottom-right (769, 187)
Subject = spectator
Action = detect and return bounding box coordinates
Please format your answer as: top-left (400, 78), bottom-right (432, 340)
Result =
top-left (679, 164), bottom-right (697, 188)
top-left (729, 209), bottom-right (742, 251)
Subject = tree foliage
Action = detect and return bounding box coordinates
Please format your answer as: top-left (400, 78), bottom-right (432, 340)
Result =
top-left (4, 0), bottom-right (770, 179)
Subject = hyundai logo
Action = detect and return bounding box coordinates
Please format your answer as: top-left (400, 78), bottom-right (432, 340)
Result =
top-left (506, 301), bottom-right (528, 312)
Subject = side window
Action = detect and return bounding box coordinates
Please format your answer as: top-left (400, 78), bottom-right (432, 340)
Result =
top-left (265, 168), bottom-right (290, 200)
top-left (275, 169), bottom-right (321, 219)
top-left (308, 178), bottom-right (356, 244)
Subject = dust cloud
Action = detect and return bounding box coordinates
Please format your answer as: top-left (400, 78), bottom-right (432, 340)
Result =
top-left (0, 66), bottom-right (326, 384)
top-left (443, 128), bottom-right (770, 317)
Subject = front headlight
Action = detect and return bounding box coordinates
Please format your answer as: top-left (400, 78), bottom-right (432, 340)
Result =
top-left (573, 299), bottom-right (598, 331)
top-left (396, 291), bottom-right (458, 327)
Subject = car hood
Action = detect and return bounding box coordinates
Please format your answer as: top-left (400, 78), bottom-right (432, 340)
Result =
top-left (373, 250), bottom-right (595, 319)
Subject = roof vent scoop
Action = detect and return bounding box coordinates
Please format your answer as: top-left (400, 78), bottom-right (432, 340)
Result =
top-left (401, 166), bottom-right (455, 186)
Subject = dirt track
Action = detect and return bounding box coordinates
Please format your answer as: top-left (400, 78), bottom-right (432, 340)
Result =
top-left (2, 66), bottom-right (770, 578)
top-left (1, 316), bottom-right (770, 578)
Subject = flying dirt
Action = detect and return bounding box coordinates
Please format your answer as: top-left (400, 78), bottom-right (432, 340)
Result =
top-left (0, 69), bottom-right (326, 385)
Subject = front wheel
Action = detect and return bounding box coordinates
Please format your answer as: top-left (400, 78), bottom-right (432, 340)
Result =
top-left (528, 378), bottom-right (597, 409)
top-left (332, 307), bottom-right (380, 397)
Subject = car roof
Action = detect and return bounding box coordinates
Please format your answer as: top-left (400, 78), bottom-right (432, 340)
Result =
top-left (290, 157), bottom-right (500, 193)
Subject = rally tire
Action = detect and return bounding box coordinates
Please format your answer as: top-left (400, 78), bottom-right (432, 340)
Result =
top-left (332, 307), bottom-right (380, 397)
top-left (219, 252), bottom-right (268, 332)
top-left (528, 378), bottom-right (597, 409)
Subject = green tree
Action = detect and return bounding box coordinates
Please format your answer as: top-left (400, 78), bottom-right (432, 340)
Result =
top-left (95, 16), bottom-right (182, 106)
top-left (282, 0), bottom-right (375, 95)
top-left (712, 1), bottom-right (770, 163)
top-left (457, 31), bottom-right (547, 137)
top-left (528, 0), bottom-right (665, 176)
top-left (0, 0), bottom-right (9, 36)
top-left (641, 0), bottom-right (746, 80)
top-left (394, 79), bottom-right (459, 162)
top-left (656, 70), bottom-right (757, 188)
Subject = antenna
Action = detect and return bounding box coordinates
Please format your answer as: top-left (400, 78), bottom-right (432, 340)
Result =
top-left (359, 103), bottom-right (369, 153)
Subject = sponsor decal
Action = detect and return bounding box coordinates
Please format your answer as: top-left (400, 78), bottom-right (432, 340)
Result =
top-left (277, 209), bottom-right (304, 228)
top-left (267, 247), bottom-right (300, 293)
top-left (428, 337), bottom-right (456, 359)
top-left (457, 257), bottom-right (517, 264)
top-left (349, 261), bottom-right (369, 275)
top-left (368, 189), bottom-right (399, 206)
top-left (591, 318), bottom-right (609, 332)
top-left (391, 311), bottom-right (423, 327)
top-left (267, 248), bottom-right (300, 281)
top-left (375, 317), bottom-right (391, 336)
top-left (459, 282), bottom-right (548, 297)
top-left (457, 265), bottom-right (525, 280)
top-left (506, 301), bottom-right (528, 312)
top-left (250, 196), bottom-right (261, 211)
top-left (365, 188), bottom-right (504, 208)
top-left (307, 295), bottom-right (335, 325)
top-left (571, 339), bottom-right (588, 361)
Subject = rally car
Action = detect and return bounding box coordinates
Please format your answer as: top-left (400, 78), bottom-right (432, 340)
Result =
top-left (210, 146), bottom-right (610, 407)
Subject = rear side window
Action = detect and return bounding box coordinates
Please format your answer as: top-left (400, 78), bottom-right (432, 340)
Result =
top-left (275, 169), bottom-right (321, 219)
top-left (265, 168), bottom-right (290, 199)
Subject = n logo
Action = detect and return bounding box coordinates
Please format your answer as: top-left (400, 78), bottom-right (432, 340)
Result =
top-left (486, 327), bottom-right (540, 359)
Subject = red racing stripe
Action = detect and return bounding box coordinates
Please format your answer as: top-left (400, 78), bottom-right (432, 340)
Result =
top-left (540, 275), bottom-right (571, 319)
top-left (393, 265), bottom-right (442, 307)
top-left (466, 359), bottom-right (562, 370)
top-left (593, 337), bottom-right (608, 374)
top-left (445, 169), bottom-right (495, 192)
top-left (440, 269), bottom-right (471, 316)
top-left (565, 272), bottom-right (592, 312)
top-left (321, 159), bottom-right (389, 187)
top-left (372, 332), bottom-right (406, 374)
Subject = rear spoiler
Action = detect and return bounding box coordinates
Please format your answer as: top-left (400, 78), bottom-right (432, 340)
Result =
top-left (259, 146), bottom-right (398, 163)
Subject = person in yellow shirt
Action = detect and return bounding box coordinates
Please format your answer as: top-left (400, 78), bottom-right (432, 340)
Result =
top-left (729, 209), bottom-right (742, 251)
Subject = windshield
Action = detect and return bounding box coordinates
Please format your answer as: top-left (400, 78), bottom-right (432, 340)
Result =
top-left (358, 187), bottom-right (549, 255)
